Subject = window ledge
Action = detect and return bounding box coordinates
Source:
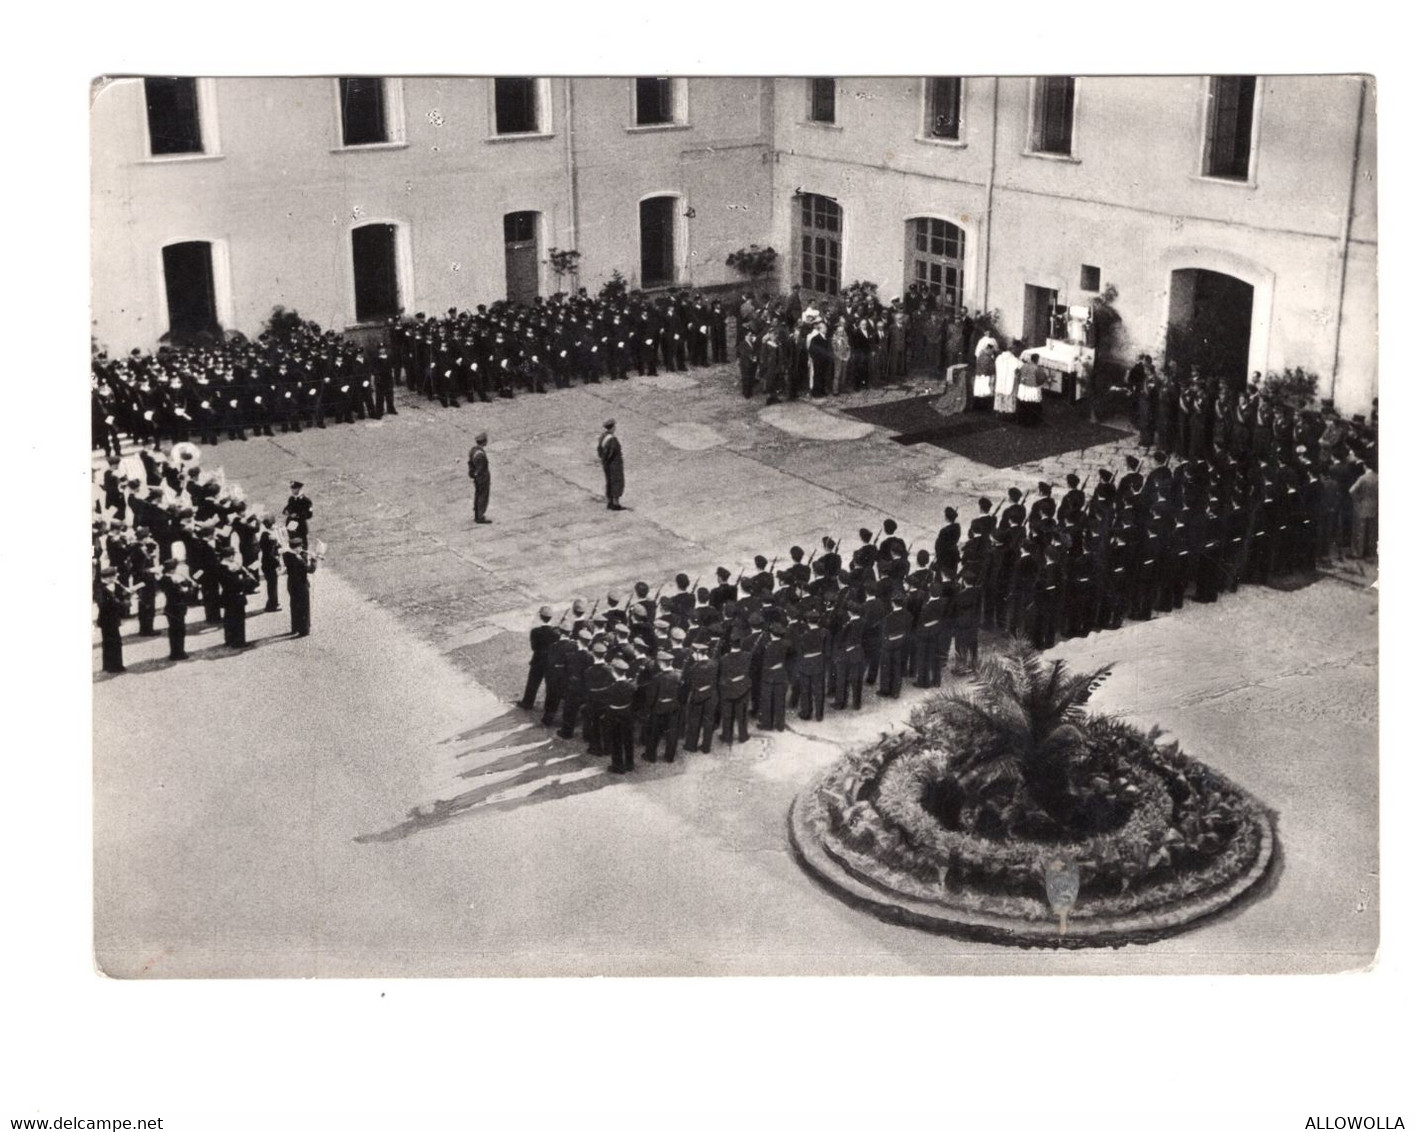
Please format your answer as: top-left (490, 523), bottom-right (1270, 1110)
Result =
top-left (1022, 149), bottom-right (1080, 164)
top-left (801, 119), bottom-right (842, 130)
top-left (625, 122), bottom-right (691, 133)
top-left (486, 131), bottom-right (556, 143)
top-left (1190, 172), bottom-right (1258, 189)
top-left (915, 135), bottom-right (966, 148)
top-left (331, 141), bottom-right (410, 154)
top-left (142, 152), bottom-right (225, 165)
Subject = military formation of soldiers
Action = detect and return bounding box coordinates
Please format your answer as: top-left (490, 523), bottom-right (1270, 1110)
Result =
top-left (93, 450), bottom-right (318, 674)
top-left (517, 411), bottom-right (1376, 774)
top-left (90, 288), bottom-right (742, 457)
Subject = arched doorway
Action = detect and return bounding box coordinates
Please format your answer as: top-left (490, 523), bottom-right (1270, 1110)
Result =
top-left (1166, 268), bottom-right (1254, 390)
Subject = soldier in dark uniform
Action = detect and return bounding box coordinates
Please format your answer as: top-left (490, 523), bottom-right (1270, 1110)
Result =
top-left (258, 516), bottom-right (282, 612)
top-left (717, 634), bottom-right (754, 743)
top-left (283, 481), bottom-right (313, 543)
top-left (758, 622), bottom-right (792, 731)
top-left (681, 641), bottom-right (720, 753)
top-left (709, 566), bottom-right (739, 609)
top-left (218, 546), bottom-right (256, 648)
top-left (968, 497), bottom-right (996, 541)
top-left (601, 658), bottom-right (638, 773)
top-left (468, 432), bottom-right (492, 524)
top-left (598, 419), bottom-right (625, 510)
top-left (373, 344), bottom-right (398, 417)
top-left (877, 589), bottom-right (911, 698)
top-left (96, 567), bottom-right (126, 674)
top-left (793, 608), bottom-right (829, 721)
top-left (832, 602), bottom-right (866, 710)
top-left (542, 624), bottom-right (576, 728)
top-left (282, 537), bottom-right (316, 637)
top-left (642, 652), bottom-right (683, 762)
top-left (159, 559), bottom-right (196, 661)
top-left (517, 606), bottom-right (558, 711)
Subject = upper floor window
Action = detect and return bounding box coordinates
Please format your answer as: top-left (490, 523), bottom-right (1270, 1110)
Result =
top-left (495, 78), bottom-right (542, 135)
top-left (1029, 76), bottom-right (1075, 156)
top-left (144, 77), bottom-right (204, 156)
top-left (924, 77), bottom-right (961, 140)
top-left (808, 78), bottom-right (836, 124)
top-left (635, 78), bottom-right (675, 125)
top-left (339, 78), bottom-right (388, 146)
top-left (1203, 76), bottom-right (1258, 180)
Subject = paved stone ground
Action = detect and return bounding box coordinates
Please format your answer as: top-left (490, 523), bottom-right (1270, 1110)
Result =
top-left (92, 362), bottom-right (1379, 976)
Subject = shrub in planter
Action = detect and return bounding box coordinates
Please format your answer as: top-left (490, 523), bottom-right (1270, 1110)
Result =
top-left (798, 643), bottom-right (1275, 938)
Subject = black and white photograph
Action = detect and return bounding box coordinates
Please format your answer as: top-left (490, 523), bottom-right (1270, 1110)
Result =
top-left (86, 72), bottom-right (1379, 978)
top-left (7, 10), bottom-right (1408, 1126)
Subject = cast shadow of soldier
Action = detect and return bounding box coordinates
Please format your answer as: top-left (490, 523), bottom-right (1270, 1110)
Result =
top-left (91, 610), bottom-right (296, 683)
top-left (355, 708), bottom-right (682, 844)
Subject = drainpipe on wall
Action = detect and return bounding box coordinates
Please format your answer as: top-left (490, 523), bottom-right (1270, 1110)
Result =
top-left (564, 78), bottom-right (581, 291)
top-left (980, 77), bottom-right (1000, 314)
top-left (1329, 75), bottom-right (1367, 404)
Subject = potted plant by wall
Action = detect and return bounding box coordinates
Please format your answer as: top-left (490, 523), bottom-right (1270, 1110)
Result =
top-left (725, 244), bottom-right (779, 294)
top-left (547, 247), bottom-right (582, 300)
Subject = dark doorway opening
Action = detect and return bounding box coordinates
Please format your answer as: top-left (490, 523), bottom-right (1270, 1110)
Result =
top-left (162, 241), bottom-right (219, 337)
top-left (639, 197), bottom-right (676, 288)
top-left (1167, 268), bottom-right (1253, 389)
top-left (352, 224), bottom-right (400, 324)
top-left (1022, 284), bottom-right (1058, 349)
top-left (504, 211), bottom-right (540, 305)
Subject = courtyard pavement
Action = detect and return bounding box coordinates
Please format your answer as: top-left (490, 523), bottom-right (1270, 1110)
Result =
top-left (92, 363), bottom-right (1379, 976)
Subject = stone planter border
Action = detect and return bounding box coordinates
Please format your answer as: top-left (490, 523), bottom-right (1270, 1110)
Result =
top-left (789, 767), bottom-right (1276, 950)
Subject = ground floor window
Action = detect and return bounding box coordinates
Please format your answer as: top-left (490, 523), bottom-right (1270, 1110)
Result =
top-left (906, 217), bottom-right (964, 316)
top-left (799, 193), bottom-right (841, 297)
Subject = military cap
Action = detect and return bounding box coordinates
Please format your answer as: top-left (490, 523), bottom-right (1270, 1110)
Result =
top-left (611, 657), bottom-right (631, 673)
top-left (538, 605), bottom-right (553, 620)
top-left (1066, 473), bottom-right (1080, 488)
top-left (669, 627), bottom-right (686, 642)
top-left (591, 641), bottom-right (608, 655)
top-left (1125, 455), bottom-right (1140, 470)
top-left (1007, 487), bottom-right (1022, 502)
top-left (944, 506), bottom-right (958, 521)
top-left (100, 566), bottom-right (118, 578)
top-left (575, 628), bottom-right (593, 642)
top-left (858, 527), bottom-right (873, 543)
top-left (475, 431), bottom-right (488, 444)
top-left (656, 651), bottom-right (676, 664)
top-left (290, 480), bottom-right (304, 490)
top-left (978, 497), bottom-right (992, 511)
top-left (675, 572), bottom-right (690, 588)
top-left (603, 418), bottom-right (616, 430)
top-left (754, 555), bottom-right (768, 569)
top-left (716, 567), bottom-right (731, 581)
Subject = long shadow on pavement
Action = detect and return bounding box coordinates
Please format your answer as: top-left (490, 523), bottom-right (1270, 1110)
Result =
top-left (355, 706), bottom-right (691, 844)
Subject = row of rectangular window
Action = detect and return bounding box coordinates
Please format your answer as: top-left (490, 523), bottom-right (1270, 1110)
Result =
top-left (142, 76), bottom-right (687, 158)
top-left (805, 76), bottom-right (1259, 180)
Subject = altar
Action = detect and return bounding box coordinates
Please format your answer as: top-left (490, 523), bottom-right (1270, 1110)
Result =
top-left (1031, 305), bottom-right (1096, 402)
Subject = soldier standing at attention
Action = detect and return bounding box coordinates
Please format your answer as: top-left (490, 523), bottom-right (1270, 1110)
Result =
top-left (598, 419), bottom-right (625, 511)
top-left (468, 432), bottom-right (492, 524)
top-left (681, 641), bottom-right (720, 753)
top-left (258, 516), bottom-right (282, 613)
top-left (518, 606), bottom-right (558, 711)
top-left (282, 536), bottom-right (316, 637)
top-left (283, 480), bottom-right (313, 542)
top-left (159, 559), bottom-right (196, 661)
top-left (643, 652), bottom-right (683, 763)
top-left (717, 633), bottom-right (754, 744)
top-left (96, 567), bottom-right (126, 674)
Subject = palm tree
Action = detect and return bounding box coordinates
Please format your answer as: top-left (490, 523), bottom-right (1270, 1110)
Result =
top-left (941, 643), bottom-right (1113, 832)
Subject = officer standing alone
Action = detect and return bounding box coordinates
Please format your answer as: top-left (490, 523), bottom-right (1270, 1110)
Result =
top-left (468, 432), bottom-right (492, 524)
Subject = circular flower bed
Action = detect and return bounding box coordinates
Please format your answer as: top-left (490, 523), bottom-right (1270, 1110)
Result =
top-left (790, 650), bottom-right (1276, 948)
